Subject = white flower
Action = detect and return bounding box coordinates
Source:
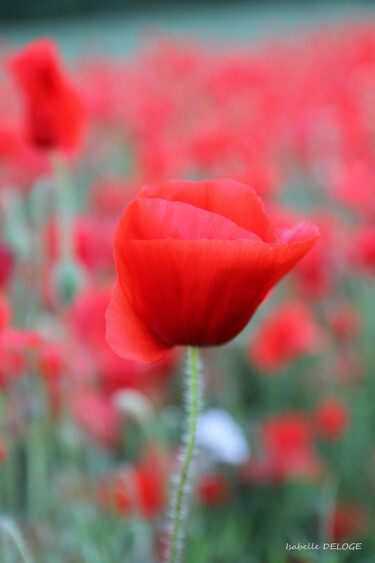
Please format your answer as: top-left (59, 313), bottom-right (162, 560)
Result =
top-left (197, 408), bottom-right (249, 465)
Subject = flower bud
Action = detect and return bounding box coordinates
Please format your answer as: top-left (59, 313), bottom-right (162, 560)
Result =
top-left (50, 258), bottom-right (86, 306)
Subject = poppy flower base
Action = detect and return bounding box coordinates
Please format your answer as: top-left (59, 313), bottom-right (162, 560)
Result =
top-left (166, 347), bottom-right (201, 563)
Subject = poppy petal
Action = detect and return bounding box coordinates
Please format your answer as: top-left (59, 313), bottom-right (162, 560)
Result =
top-left (105, 280), bottom-right (171, 363)
top-left (114, 232), bottom-right (318, 352)
top-left (119, 197), bottom-right (262, 242)
top-left (138, 179), bottom-right (275, 242)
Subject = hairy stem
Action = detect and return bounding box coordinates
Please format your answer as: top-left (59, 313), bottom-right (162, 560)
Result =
top-left (167, 347), bottom-right (200, 563)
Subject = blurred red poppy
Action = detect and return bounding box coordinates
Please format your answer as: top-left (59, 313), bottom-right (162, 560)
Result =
top-left (197, 474), bottom-right (230, 505)
top-left (352, 226), bottom-right (375, 273)
top-left (0, 439), bottom-right (6, 464)
top-left (331, 503), bottom-right (369, 541)
top-left (248, 301), bottom-right (322, 373)
top-left (106, 180), bottom-right (319, 363)
top-left (329, 304), bottom-right (360, 341)
top-left (0, 328), bottom-right (43, 388)
top-left (98, 447), bottom-right (166, 518)
top-left (0, 293), bottom-right (10, 332)
top-left (245, 413), bottom-right (321, 483)
top-left (7, 39), bottom-right (85, 153)
top-left (314, 398), bottom-right (349, 440)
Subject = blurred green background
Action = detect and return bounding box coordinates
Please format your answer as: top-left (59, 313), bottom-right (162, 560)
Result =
top-left (1, 2), bottom-right (375, 562)
top-left (0, 0), bottom-right (373, 23)
top-left (0, 1), bottom-right (375, 58)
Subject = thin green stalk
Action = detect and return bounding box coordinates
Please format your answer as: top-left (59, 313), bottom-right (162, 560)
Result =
top-left (319, 476), bottom-right (337, 563)
top-left (167, 347), bottom-right (200, 563)
top-left (26, 366), bottom-right (50, 522)
top-left (49, 152), bottom-right (74, 261)
top-left (49, 152), bottom-right (85, 306)
top-left (0, 518), bottom-right (35, 563)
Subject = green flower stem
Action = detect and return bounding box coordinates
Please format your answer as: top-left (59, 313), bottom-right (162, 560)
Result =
top-left (49, 152), bottom-right (74, 261)
top-left (167, 347), bottom-right (200, 563)
top-left (27, 369), bottom-right (49, 522)
top-left (0, 518), bottom-right (35, 563)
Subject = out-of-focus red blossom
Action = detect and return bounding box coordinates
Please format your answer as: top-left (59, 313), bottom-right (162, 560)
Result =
top-left (0, 329), bottom-right (43, 351)
top-left (248, 302), bottom-right (321, 373)
top-left (7, 39), bottom-right (85, 153)
top-left (45, 181), bottom-right (133, 276)
top-left (69, 286), bottom-right (175, 397)
top-left (268, 207), bottom-right (342, 300)
top-left (106, 179), bottom-right (319, 363)
top-left (72, 389), bottom-right (120, 448)
top-left (0, 293), bottom-right (10, 332)
top-left (39, 342), bottom-right (64, 380)
top-left (73, 217), bottom-right (115, 272)
top-left (0, 294), bottom-right (42, 358)
top-left (2, 28), bottom-right (375, 199)
top-left (329, 158), bottom-right (375, 216)
top-left (0, 119), bottom-right (19, 159)
top-left (329, 305), bottom-right (360, 341)
top-left (351, 226), bottom-right (375, 273)
top-left (197, 474), bottom-right (230, 505)
top-left (0, 119), bottom-right (48, 189)
top-left (0, 241), bottom-right (15, 288)
top-left (291, 214), bottom-right (341, 300)
top-left (314, 398), bottom-right (349, 440)
top-left (76, 30), bottom-right (375, 206)
top-left (46, 216), bottom-right (114, 274)
top-left (243, 414), bottom-right (321, 483)
top-left (0, 326), bottom-right (43, 388)
top-left (331, 504), bottom-right (370, 541)
top-left (98, 448), bottom-right (166, 518)
top-left (0, 439), bottom-right (6, 464)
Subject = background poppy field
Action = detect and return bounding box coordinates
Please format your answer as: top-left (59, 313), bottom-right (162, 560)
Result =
top-left (0, 2), bottom-right (375, 562)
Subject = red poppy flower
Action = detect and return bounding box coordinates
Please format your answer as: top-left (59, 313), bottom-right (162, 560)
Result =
top-left (329, 304), bottom-right (360, 341)
top-left (106, 179), bottom-right (319, 363)
top-left (248, 301), bottom-right (321, 373)
top-left (7, 39), bottom-right (85, 152)
top-left (0, 439), bottom-right (6, 464)
top-left (45, 215), bottom-right (114, 274)
top-left (0, 327), bottom-right (43, 388)
top-left (352, 226), bottom-right (375, 273)
top-left (98, 447), bottom-right (166, 518)
top-left (331, 503), bottom-right (369, 541)
top-left (197, 474), bottom-right (229, 505)
top-left (0, 293), bottom-right (10, 333)
top-left (314, 398), bottom-right (349, 440)
top-left (330, 158), bottom-right (375, 216)
top-left (250, 413), bottom-right (321, 483)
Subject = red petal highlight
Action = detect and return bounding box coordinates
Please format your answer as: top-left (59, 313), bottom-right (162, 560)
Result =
top-left (138, 179), bottom-right (275, 241)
